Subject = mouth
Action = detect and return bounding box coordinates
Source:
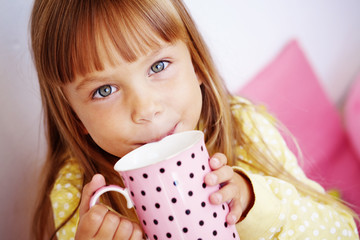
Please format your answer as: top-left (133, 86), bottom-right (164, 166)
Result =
top-left (140, 123), bottom-right (178, 145)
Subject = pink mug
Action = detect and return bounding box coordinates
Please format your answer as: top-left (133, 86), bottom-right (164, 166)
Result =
top-left (90, 130), bottom-right (240, 240)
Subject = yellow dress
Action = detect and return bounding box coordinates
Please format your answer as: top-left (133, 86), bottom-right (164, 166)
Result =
top-left (50, 97), bottom-right (359, 239)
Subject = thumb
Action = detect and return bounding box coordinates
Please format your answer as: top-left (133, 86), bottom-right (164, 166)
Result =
top-left (79, 174), bottom-right (106, 217)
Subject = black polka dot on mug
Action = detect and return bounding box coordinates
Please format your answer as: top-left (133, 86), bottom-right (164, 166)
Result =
top-left (117, 132), bottom-right (239, 240)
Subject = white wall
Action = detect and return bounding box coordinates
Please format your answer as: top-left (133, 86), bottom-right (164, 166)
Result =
top-left (1, 0), bottom-right (360, 239)
top-left (0, 0), bottom-right (46, 239)
top-left (184, 0), bottom-right (360, 103)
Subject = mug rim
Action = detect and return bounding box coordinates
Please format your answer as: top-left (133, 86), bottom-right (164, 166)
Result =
top-left (114, 130), bottom-right (204, 172)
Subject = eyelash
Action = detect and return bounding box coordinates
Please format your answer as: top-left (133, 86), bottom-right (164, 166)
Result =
top-left (92, 85), bottom-right (118, 99)
top-left (91, 60), bottom-right (170, 99)
top-left (149, 60), bottom-right (170, 76)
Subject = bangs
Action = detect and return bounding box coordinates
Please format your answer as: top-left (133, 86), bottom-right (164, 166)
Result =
top-left (42, 0), bottom-right (187, 84)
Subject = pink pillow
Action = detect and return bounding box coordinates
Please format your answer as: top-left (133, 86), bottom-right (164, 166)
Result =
top-left (237, 40), bottom-right (344, 172)
top-left (237, 40), bottom-right (360, 215)
top-left (344, 73), bottom-right (360, 159)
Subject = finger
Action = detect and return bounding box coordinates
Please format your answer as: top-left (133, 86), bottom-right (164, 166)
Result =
top-left (209, 182), bottom-right (238, 205)
top-left (130, 223), bottom-right (143, 240)
top-left (113, 218), bottom-right (133, 239)
top-left (205, 165), bottom-right (234, 186)
top-left (95, 211), bottom-right (120, 240)
top-left (79, 174), bottom-right (106, 217)
top-left (209, 153), bottom-right (227, 170)
top-left (227, 198), bottom-right (243, 225)
top-left (75, 204), bottom-right (109, 239)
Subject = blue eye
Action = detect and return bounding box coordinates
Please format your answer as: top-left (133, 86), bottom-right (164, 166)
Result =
top-left (150, 60), bottom-right (169, 74)
top-left (93, 85), bottom-right (117, 98)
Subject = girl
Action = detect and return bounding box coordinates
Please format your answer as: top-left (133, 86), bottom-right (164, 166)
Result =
top-left (30, 0), bottom-right (359, 239)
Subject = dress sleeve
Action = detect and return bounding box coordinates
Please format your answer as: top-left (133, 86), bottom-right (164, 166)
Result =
top-left (232, 103), bottom-right (359, 239)
top-left (50, 160), bottom-right (83, 240)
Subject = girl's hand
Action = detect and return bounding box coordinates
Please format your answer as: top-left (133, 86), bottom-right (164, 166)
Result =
top-left (204, 153), bottom-right (254, 225)
top-left (76, 174), bottom-right (143, 240)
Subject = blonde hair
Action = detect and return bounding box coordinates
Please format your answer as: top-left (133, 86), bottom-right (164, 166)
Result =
top-left (30, 0), bottom-right (357, 238)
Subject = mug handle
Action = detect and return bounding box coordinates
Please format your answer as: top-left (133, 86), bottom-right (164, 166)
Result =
top-left (89, 185), bottom-right (134, 209)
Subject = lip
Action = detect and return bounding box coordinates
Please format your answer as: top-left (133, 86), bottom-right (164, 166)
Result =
top-left (140, 123), bottom-right (178, 145)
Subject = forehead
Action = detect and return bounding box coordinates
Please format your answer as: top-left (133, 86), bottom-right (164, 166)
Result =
top-left (75, 40), bottom-right (180, 86)
top-left (54, 0), bottom-right (188, 84)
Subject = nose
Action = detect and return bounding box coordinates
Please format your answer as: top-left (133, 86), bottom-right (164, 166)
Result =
top-left (130, 87), bottom-right (163, 124)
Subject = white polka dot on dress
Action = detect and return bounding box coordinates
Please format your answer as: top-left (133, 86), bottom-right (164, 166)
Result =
top-left (286, 188), bottom-right (293, 195)
top-left (59, 211), bottom-right (65, 218)
top-left (67, 192), bottom-right (73, 199)
top-left (64, 203), bottom-right (69, 210)
top-left (269, 227), bottom-right (276, 233)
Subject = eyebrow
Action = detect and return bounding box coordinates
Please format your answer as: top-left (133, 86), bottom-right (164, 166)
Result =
top-left (75, 75), bottom-right (110, 91)
top-left (75, 42), bottom-right (176, 91)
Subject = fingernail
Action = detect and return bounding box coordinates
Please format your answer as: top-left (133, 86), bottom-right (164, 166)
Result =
top-left (211, 158), bottom-right (220, 167)
top-left (228, 214), bottom-right (237, 224)
top-left (208, 173), bottom-right (217, 185)
top-left (212, 193), bottom-right (222, 203)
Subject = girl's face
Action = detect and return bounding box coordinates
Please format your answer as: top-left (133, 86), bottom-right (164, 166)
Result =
top-left (63, 41), bottom-right (203, 157)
